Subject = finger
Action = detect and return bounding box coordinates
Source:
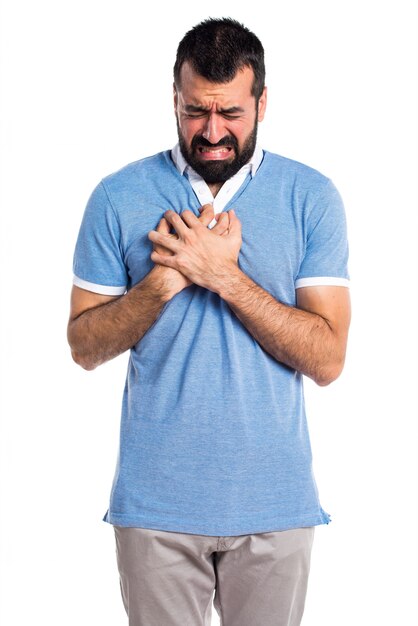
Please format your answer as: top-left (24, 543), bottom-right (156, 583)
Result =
top-left (211, 212), bottom-right (230, 235)
top-left (154, 217), bottom-right (178, 254)
top-left (198, 203), bottom-right (214, 213)
top-left (227, 209), bottom-right (242, 233)
top-left (154, 242), bottom-right (175, 255)
top-left (156, 216), bottom-right (170, 234)
top-left (178, 209), bottom-right (201, 229)
top-left (150, 249), bottom-right (177, 268)
top-left (197, 203), bottom-right (215, 227)
top-left (154, 218), bottom-right (168, 254)
top-left (148, 229), bottom-right (180, 252)
top-left (163, 210), bottom-right (190, 238)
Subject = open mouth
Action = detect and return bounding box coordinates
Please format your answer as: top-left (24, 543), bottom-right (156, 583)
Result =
top-left (197, 146), bottom-right (233, 160)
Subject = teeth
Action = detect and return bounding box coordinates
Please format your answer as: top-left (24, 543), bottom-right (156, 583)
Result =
top-left (199, 147), bottom-right (231, 154)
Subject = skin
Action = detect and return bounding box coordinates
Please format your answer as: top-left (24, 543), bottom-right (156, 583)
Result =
top-left (174, 62), bottom-right (267, 197)
top-left (68, 63), bottom-right (351, 385)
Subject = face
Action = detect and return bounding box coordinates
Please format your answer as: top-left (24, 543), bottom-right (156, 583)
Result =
top-left (174, 62), bottom-right (267, 184)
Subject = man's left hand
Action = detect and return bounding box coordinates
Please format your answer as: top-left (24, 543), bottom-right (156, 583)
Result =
top-left (148, 208), bottom-right (242, 293)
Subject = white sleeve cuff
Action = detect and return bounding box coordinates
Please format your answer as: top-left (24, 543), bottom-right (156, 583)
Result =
top-left (295, 276), bottom-right (350, 289)
top-left (73, 275), bottom-right (127, 296)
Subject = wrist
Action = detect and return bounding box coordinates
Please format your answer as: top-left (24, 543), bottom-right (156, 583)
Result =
top-left (216, 265), bottom-right (246, 301)
top-left (145, 265), bottom-right (176, 303)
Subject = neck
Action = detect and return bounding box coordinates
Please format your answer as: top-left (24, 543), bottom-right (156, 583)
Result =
top-left (208, 182), bottom-right (224, 197)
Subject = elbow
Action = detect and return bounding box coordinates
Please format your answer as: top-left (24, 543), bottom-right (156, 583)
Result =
top-left (70, 349), bottom-right (98, 371)
top-left (315, 374), bottom-right (337, 387)
top-left (67, 324), bottom-right (98, 371)
top-left (68, 333), bottom-right (97, 371)
top-left (313, 359), bottom-right (345, 387)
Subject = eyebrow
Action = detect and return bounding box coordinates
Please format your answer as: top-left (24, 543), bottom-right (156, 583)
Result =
top-left (184, 105), bottom-right (245, 114)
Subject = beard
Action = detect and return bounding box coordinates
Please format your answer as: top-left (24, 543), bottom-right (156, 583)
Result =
top-left (176, 119), bottom-right (258, 184)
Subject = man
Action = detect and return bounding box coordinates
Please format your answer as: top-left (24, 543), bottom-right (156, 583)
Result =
top-left (68, 17), bottom-right (350, 626)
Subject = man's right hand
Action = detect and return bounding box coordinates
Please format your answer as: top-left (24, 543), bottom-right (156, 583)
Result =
top-left (150, 204), bottom-right (230, 298)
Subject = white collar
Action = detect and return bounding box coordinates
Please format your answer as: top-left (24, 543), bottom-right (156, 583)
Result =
top-left (171, 142), bottom-right (264, 179)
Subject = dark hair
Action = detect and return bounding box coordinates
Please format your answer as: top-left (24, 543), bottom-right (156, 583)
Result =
top-left (174, 18), bottom-right (265, 100)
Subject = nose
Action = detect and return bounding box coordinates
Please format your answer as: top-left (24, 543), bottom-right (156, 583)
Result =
top-left (201, 113), bottom-right (226, 144)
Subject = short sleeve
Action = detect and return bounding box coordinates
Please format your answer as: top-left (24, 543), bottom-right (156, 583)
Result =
top-left (295, 179), bottom-right (350, 289)
top-left (72, 181), bottom-right (128, 295)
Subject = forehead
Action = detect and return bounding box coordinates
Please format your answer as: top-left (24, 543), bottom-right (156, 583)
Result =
top-left (177, 62), bottom-right (255, 107)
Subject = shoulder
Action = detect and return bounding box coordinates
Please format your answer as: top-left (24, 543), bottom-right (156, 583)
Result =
top-left (101, 150), bottom-right (174, 192)
top-left (261, 150), bottom-right (332, 192)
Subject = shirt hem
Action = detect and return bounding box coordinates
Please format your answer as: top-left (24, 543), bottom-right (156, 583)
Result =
top-left (73, 275), bottom-right (127, 296)
top-left (102, 509), bottom-right (331, 536)
top-left (295, 276), bottom-right (350, 289)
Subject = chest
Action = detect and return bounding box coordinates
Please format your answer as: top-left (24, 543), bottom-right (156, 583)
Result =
top-left (119, 183), bottom-right (306, 306)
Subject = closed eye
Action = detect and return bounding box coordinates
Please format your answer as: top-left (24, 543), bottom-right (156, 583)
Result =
top-left (186, 112), bottom-right (241, 120)
top-left (185, 113), bottom-right (207, 119)
top-left (183, 105), bottom-right (245, 119)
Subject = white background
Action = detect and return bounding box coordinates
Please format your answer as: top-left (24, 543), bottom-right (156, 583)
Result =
top-left (1, 1), bottom-right (417, 624)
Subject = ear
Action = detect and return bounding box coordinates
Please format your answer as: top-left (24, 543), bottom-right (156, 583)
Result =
top-left (257, 86), bottom-right (267, 122)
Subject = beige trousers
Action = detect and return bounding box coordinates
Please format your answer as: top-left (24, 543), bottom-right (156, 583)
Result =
top-left (114, 525), bottom-right (315, 626)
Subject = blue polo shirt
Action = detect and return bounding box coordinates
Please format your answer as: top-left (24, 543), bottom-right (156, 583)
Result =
top-left (72, 149), bottom-right (349, 536)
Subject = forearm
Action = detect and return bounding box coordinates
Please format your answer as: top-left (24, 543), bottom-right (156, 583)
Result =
top-left (217, 269), bottom-right (345, 386)
top-left (68, 267), bottom-right (172, 370)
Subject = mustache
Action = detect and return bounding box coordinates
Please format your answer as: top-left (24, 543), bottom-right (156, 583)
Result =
top-left (191, 135), bottom-right (238, 151)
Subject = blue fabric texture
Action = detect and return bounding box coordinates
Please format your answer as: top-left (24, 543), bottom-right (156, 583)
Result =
top-left (73, 150), bottom-right (349, 536)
